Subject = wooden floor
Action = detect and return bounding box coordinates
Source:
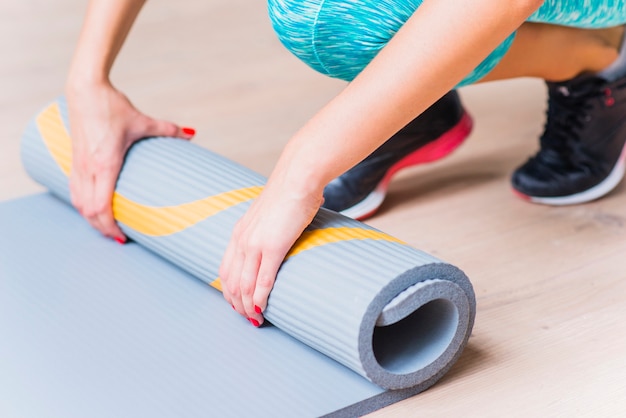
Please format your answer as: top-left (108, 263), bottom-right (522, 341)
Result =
top-left (2, 1), bottom-right (625, 416)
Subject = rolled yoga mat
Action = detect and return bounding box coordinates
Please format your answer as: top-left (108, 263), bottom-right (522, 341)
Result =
top-left (16, 97), bottom-right (476, 411)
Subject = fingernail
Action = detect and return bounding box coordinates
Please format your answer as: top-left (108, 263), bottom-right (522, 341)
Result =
top-left (254, 305), bottom-right (262, 314)
top-left (249, 318), bottom-right (260, 327)
top-left (114, 237), bottom-right (126, 245)
top-left (182, 127), bottom-right (196, 136)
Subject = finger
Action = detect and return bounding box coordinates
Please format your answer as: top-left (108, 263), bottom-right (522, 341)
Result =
top-left (70, 140), bottom-right (107, 232)
top-left (74, 163), bottom-right (125, 243)
top-left (179, 126), bottom-right (196, 140)
top-left (219, 236), bottom-right (237, 307)
top-left (70, 146), bottom-right (93, 216)
top-left (239, 250), bottom-right (262, 325)
top-left (81, 171), bottom-right (106, 235)
top-left (228, 247), bottom-right (247, 316)
top-left (89, 161), bottom-right (125, 241)
top-left (69, 169), bottom-right (85, 216)
top-left (139, 116), bottom-right (195, 141)
top-left (252, 249), bottom-right (284, 325)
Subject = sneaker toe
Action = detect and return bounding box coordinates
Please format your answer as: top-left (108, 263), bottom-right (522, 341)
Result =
top-left (322, 178), bottom-right (365, 212)
top-left (511, 159), bottom-right (603, 198)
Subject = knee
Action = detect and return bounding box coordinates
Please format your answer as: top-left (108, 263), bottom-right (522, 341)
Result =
top-left (268, 0), bottom-right (421, 81)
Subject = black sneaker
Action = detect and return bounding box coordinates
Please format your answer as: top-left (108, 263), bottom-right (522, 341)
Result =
top-left (512, 36), bottom-right (626, 205)
top-left (322, 91), bottom-right (473, 219)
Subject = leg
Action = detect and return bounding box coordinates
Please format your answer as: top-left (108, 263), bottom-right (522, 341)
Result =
top-left (269, 0), bottom-right (626, 211)
top-left (322, 91), bottom-right (472, 219)
top-left (482, 22), bottom-right (626, 204)
top-left (481, 23), bottom-right (624, 82)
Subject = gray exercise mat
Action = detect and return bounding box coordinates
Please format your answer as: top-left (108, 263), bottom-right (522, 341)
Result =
top-left (0, 98), bottom-right (476, 416)
top-left (2, 194), bottom-right (450, 417)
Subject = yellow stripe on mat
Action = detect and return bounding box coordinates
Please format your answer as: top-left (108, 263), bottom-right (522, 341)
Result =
top-left (209, 227), bottom-right (406, 291)
top-left (36, 103), bottom-right (73, 176)
top-left (36, 103), bottom-right (262, 236)
top-left (36, 102), bottom-right (407, 293)
top-left (112, 188), bottom-right (262, 236)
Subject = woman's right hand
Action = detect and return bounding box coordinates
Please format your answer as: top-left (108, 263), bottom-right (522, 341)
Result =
top-left (66, 81), bottom-right (195, 242)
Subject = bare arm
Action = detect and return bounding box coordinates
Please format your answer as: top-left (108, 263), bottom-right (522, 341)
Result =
top-left (67, 0), bottom-right (146, 87)
top-left (220, 0), bottom-right (544, 324)
top-left (276, 0), bottom-right (545, 193)
top-left (66, 0), bottom-right (193, 242)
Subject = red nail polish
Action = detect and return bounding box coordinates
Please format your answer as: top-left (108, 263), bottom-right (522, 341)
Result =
top-left (114, 237), bottom-right (126, 245)
top-left (182, 127), bottom-right (196, 136)
top-left (254, 305), bottom-right (262, 314)
top-left (249, 318), bottom-right (260, 327)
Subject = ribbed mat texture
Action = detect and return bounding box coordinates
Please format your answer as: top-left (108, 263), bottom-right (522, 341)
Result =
top-left (20, 97), bottom-right (476, 392)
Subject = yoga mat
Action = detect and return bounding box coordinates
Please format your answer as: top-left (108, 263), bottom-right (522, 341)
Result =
top-left (4, 97), bottom-right (476, 416)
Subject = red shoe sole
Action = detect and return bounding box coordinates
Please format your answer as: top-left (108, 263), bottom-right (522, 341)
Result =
top-left (344, 112), bottom-right (474, 221)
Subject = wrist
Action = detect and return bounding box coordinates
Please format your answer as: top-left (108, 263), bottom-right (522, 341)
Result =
top-left (65, 71), bottom-right (111, 98)
top-left (267, 170), bottom-right (325, 205)
top-left (272, 145), bottom-right (328, 200)
top-left (66, 68), bottom-right (109, 89)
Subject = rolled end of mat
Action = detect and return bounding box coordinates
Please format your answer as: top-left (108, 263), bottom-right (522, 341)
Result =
top-left (361, 264), bottom-right (472, 390)
top-left (21, 97), bottom-right (476, 391)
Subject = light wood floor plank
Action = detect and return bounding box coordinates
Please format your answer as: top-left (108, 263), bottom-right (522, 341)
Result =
top-left (2, 1), bottom-right (625, 416)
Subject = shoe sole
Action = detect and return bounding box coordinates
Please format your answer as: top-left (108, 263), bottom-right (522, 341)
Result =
top-left (340, 112), bottom-right (474, 220)
top-left (512, 140), bottom-right (626, 206)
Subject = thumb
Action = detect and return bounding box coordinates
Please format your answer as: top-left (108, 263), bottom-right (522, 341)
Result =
top-left (140, 116), bottom-right (196, 141)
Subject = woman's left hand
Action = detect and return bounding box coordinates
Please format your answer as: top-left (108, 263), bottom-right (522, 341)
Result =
top-left (219, 178), bottom-right (323, 326)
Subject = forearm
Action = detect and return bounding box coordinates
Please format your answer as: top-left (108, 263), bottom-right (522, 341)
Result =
top-left (271, 0), bottom-right (543, 196)
top-left (67, 0), bottom-right (147, 89)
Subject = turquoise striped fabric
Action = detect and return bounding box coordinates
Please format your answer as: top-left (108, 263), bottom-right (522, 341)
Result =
top-left (268, 0), bottom-right (626, 85)
top-left (530, 0), bottom-right (626, 28)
